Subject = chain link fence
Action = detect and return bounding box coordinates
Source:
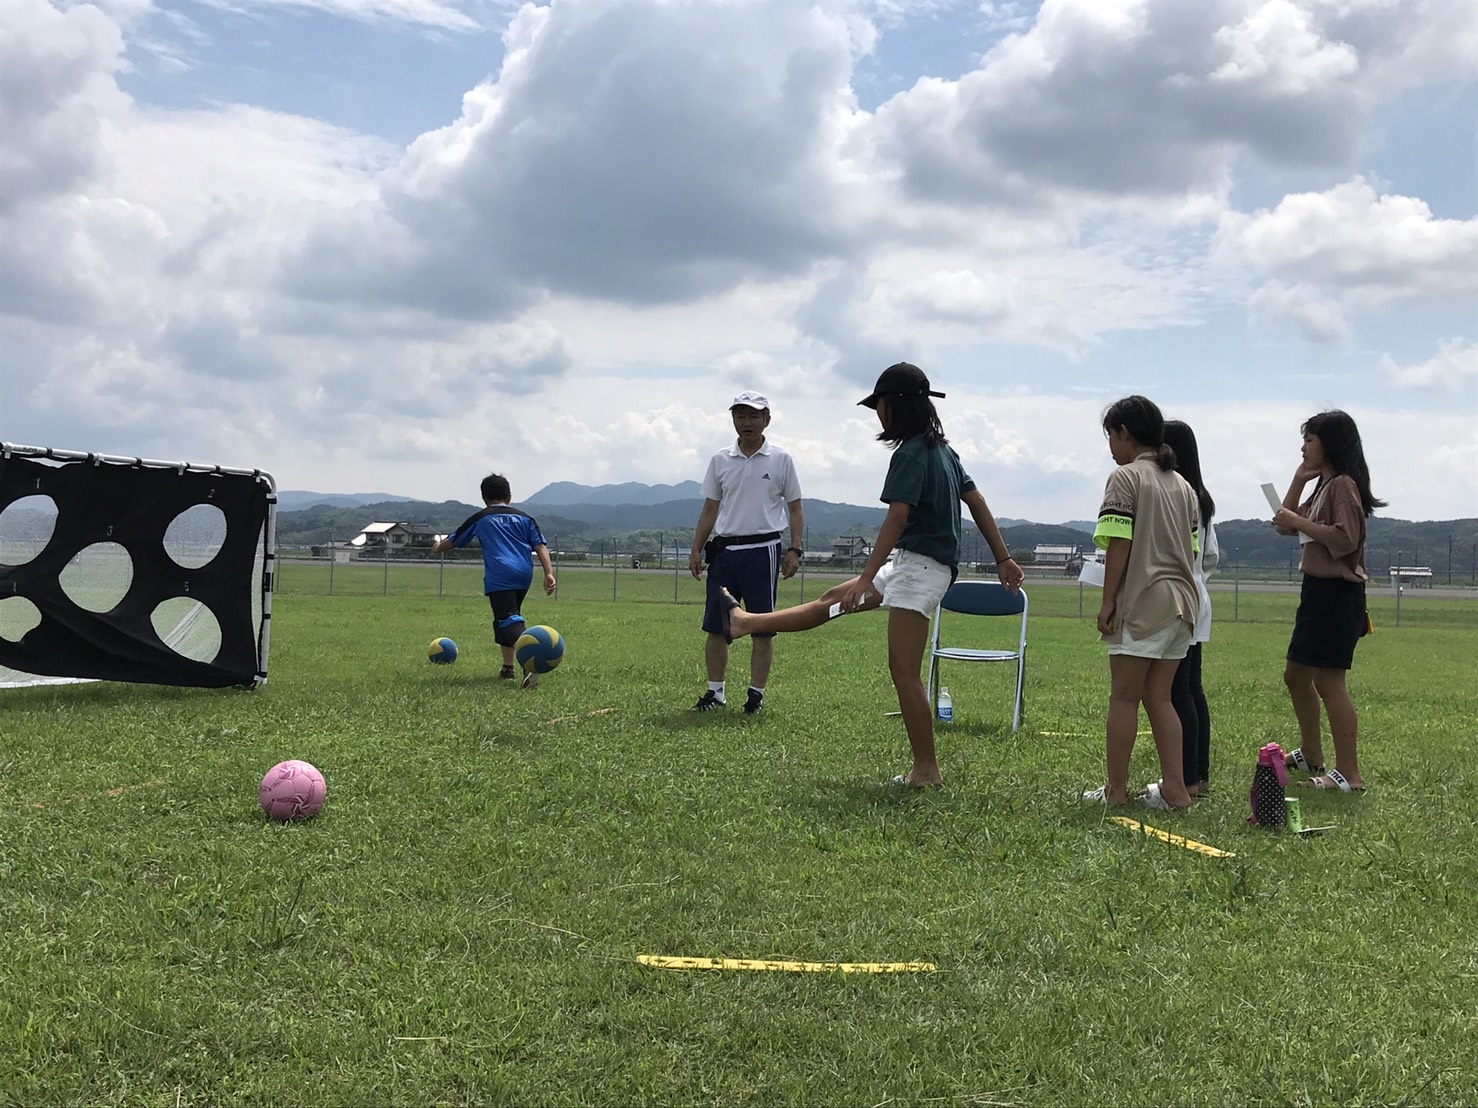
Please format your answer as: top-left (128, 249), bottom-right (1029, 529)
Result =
top-left (272, 548), bottom-right (1478, 630)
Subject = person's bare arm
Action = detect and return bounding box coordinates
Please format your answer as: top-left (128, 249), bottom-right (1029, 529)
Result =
top-left (1097, 537), bottom-right (1131, 635)
top-left (962, 488), bottom-right (1023, 591)
top-left (689, 499), bottom-right (720, 580)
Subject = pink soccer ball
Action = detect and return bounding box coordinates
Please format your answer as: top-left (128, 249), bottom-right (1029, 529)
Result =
top-left (259, 759), bottom-right (326, 821)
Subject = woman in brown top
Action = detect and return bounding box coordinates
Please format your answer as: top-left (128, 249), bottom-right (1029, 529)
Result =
top-left (1272, 410), bottom-right (1385, 792)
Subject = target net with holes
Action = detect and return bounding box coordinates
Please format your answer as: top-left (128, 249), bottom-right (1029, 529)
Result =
top-left (0, 443), bottom-right (276, 689)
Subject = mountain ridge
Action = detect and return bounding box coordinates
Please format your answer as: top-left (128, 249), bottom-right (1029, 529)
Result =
top-left (263, 486), bottom-right (1478, 574)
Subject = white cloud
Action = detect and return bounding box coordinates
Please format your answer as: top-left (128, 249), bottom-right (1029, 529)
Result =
top-left (1220, 178), bottom-right (1478, 340)
top-left (1204, 0), bottom-right (1357, 96)
top-left (1379, 339), bottom-right (1478, 394)
top-left (288, 0), bottom-right (874, 315)
top-left (1, 0), bottom-right (1474, 527)
top-left (0, 0), bottom-right (126, 215)
top-left (191, 0), bottom-right (491, 32)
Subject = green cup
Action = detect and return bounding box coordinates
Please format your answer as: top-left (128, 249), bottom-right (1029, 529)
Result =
top-left (1285, 797), bottom-right (1303, 834)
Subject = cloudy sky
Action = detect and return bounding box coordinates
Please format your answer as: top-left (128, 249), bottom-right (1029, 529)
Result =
top-left (3, 0), bottom-right (1475, 524)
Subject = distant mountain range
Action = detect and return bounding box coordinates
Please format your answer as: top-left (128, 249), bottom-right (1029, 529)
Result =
top-left (525, 480), bottom-right (704, 507)
top-left (265, 483), bottom-right (1477, 573)
top-left (277, 490), bottom-right (416, 511)
top-left (521, 480), bottom-right (1092, 531)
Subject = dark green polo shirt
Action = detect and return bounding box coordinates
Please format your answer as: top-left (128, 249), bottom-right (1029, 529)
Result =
top-left (879, 436), bottom-right (976, 567)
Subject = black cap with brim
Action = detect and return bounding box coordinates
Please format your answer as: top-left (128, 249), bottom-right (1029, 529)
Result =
top-left (858, 362), bottom-right (946, 408)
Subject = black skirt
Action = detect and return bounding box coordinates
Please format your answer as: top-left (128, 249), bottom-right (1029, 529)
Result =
top-left (1287, 574), bottom-right (1367, 670)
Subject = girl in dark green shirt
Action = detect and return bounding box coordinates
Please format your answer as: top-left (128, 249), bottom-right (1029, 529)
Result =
top-left (722, 363), bottom-right (1024, 788)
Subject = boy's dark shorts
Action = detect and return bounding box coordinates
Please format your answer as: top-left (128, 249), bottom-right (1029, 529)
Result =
top-left (1287, 575), bottom-right (1366, 670)
top-left (702, 542), bottom-right (780, 640)
top-left (487, 588), bottom-right (530, 647)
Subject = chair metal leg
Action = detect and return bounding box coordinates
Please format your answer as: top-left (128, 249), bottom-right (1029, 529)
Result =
top-left (1011, 655), bottom-right (1026, 731)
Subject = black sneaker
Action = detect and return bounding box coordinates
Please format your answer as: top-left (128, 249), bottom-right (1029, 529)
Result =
top-left (743, 689), bottom-right (764, 715)
top-left (499, 666), bottom-right (517, 680)
top-left (691, 690), bottom-right (725, 711)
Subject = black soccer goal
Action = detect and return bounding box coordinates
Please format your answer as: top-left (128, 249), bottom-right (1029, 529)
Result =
top-left (0, 442), bottom-right (276, 689)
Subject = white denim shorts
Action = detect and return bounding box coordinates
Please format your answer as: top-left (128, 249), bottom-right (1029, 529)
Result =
top-left (1108, 618), bottom-right (1194, 660)
top-left (871, 549), bottom-right (952, 616)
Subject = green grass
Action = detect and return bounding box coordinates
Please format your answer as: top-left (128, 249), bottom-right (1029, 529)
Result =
top-left (3, 571), bottom-right (1477, 1104)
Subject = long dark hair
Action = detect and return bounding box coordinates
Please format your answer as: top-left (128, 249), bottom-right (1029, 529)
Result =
top-left (1163, 419), bottom-right (1215, 523)
top-left (1302, 410), bottom-right (1385, 517)
top-left (877, 395), bottom-right (948, 447)
top-left (1102, 395), bottom-right (1174, 472)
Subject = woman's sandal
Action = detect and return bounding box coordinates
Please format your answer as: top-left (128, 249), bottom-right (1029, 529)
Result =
top-left (1299, 769), bottom-right (1363, 792)
top-left (1284, 747), bottom-right (1325, 775)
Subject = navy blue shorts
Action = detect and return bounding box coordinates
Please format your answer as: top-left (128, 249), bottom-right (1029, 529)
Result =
top-left (487, 587), bottom-right (530, 647)
top-left (702, 542), bottom-right (780, 639)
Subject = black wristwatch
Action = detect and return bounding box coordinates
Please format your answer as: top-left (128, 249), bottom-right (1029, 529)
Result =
top-left (787, 547), bottom-right (804, 557)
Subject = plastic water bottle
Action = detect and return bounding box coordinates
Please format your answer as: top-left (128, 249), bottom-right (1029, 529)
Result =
top-left (936, 686), bottom-right (953, 723)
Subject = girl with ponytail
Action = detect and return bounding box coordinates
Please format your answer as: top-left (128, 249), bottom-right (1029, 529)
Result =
top-left (1084, 396), bottom-right (1202, 811)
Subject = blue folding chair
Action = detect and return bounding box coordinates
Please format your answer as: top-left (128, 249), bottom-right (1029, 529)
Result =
top-left (925, 581), bottom-right (1028, 732)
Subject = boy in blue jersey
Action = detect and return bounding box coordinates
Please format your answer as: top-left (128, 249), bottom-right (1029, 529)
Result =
top-left (432, 474), bottom-right (557, 687)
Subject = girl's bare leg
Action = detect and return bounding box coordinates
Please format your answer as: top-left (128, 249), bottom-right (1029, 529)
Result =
top-left (1105, 654), bottom-right (1151, 805)
top-left (1312, 667), bottom-right (1362, 788)
top-left (1283, 661), bottom-right (1326, 766)
top-left (726, 578), bottom-right (880, 638)
top-left (887, 608), bottom-right (939, 786)
top-left (1144, 659), bottom-right (1192, 808)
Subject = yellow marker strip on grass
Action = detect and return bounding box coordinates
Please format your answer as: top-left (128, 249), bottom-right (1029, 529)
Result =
top-left (1110, 816), bottom-right (1236, 859)
top-left (638, 955), bottom-right (935, 974)
top-left (1039, 731), bottom-right (1152, 738)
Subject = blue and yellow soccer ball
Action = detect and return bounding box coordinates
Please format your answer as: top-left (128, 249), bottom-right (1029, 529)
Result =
top-left (515, 625), bottom-right (564, 674)
top-left (428, 636), bottom-right (458, 664)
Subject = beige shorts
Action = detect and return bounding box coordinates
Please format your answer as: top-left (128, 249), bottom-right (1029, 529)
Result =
top-left (1109, 618), bottom-right (1193, 660)
top-left (871, 549), bottom-right (952, 616)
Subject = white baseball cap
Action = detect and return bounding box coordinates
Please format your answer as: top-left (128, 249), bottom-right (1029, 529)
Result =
top-left (730, 390), bottom-right (770, 411)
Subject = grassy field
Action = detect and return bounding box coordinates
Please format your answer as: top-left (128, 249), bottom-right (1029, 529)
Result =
top-left (3, 569), bottom-right (1477, 1104)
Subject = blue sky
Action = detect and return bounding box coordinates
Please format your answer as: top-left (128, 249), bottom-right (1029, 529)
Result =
top-left (3, 0), bottom-right (1475, 523)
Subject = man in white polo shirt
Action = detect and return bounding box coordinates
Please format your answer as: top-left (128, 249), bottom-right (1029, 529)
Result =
top-left (687, 391), bottom-right (805, 714)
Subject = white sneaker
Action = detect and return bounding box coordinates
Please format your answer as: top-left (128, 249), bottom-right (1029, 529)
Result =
top-left (520, 670), bottom-right (539, 690)
top-left (1081, 785), bottom-right (1108, 803)
top-left (1142, 782), bottom-right (1171, 810)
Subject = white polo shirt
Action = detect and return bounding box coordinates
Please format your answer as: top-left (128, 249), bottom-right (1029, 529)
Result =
top-left (701, 440), bottom-right (803, 537)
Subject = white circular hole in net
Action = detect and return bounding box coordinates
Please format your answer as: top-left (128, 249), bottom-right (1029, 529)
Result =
top-left (59, 541), bottom-right (134, 613)
top-left (0, 596), bottom-right (43, 642)
top-left (0, 494), bottom-right (59, 567)
top-left (163, 503), bottom-right (228, 569)
top-left (151, 596), bottom-right (222, 663)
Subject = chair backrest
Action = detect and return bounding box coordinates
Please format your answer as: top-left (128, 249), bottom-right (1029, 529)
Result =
top-left (939, 581), bottom-right (1026, 617)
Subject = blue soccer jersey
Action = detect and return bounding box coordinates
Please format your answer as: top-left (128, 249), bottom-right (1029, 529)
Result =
top-left (449, 506), bottom-right (546, 593)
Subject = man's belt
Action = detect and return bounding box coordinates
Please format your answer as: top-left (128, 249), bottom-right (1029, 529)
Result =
top-left (704, 531), bottom-right (782, 563)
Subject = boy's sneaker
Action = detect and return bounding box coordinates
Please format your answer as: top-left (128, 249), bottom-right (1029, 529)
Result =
top-left (520, 670), bottom-right (539, 690)
top-left (742, 689), bottom-right (764, 715)
top-left (499, 666), bottom-right (517, 680)
top-left (691, 690), bottom-right (725, 711)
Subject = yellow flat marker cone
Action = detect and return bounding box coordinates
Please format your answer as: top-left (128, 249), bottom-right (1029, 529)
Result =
top-left (637, 955), bottom-right (935, 974)
top-left (1110, 815), bottom-right (1237, 859)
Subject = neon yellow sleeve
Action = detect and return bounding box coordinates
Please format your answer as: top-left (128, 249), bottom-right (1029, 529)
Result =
top-left (1094, 513), bottom-right (1133, 549)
